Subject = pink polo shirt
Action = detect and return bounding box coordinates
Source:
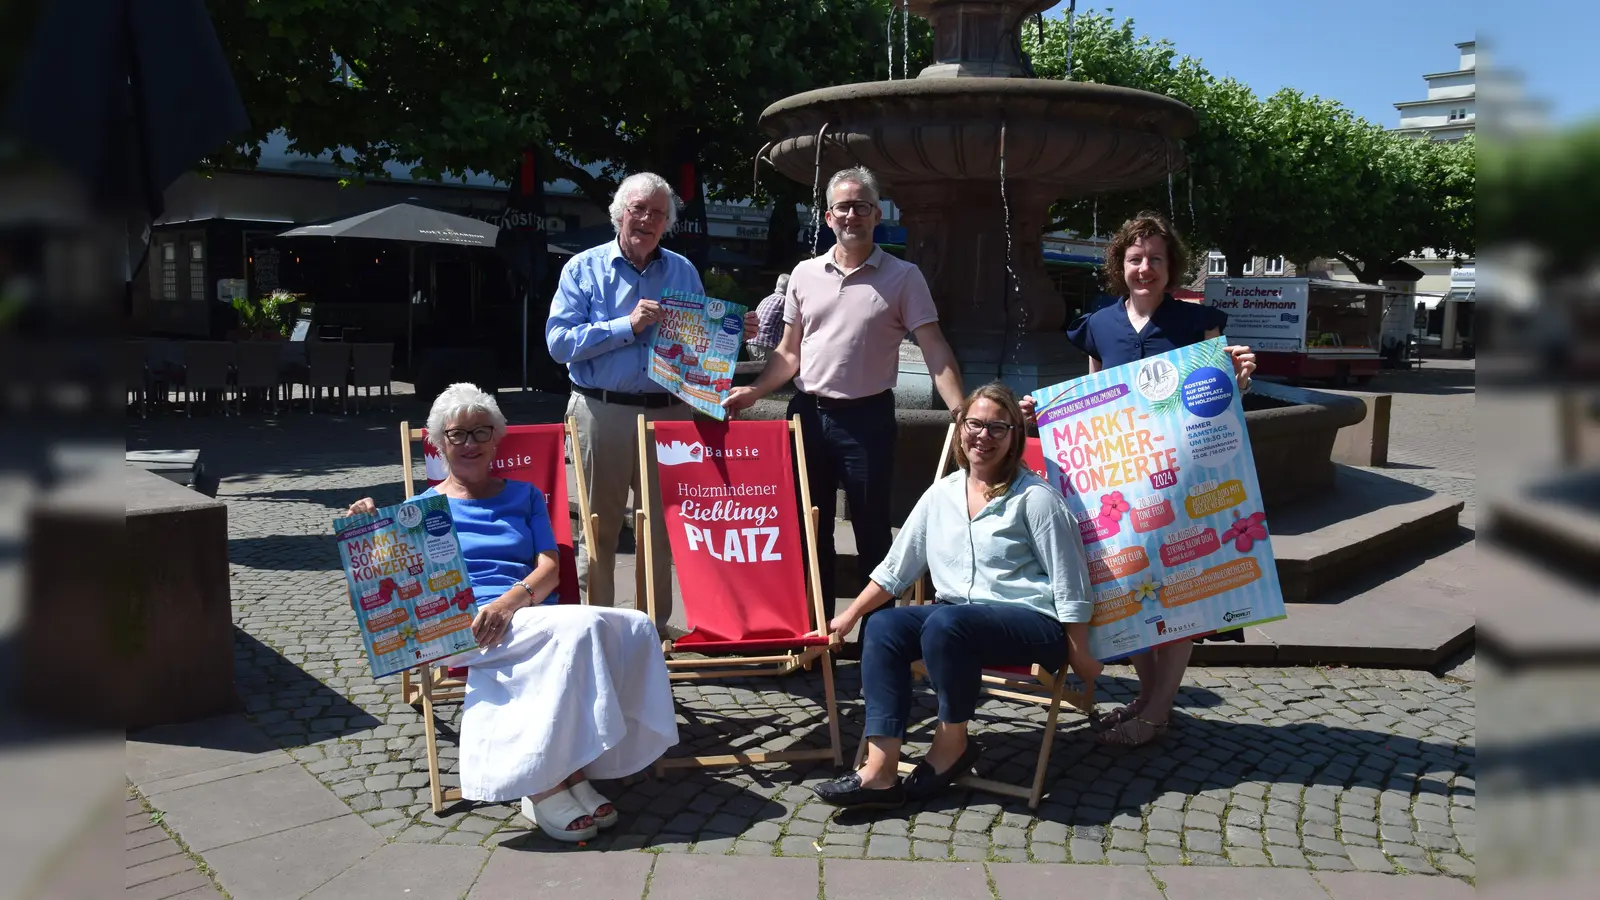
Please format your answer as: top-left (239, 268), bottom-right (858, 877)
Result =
top-left (783, 246), bottom-right (939, 399)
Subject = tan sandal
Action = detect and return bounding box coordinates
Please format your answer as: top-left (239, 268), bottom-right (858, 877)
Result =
top-left (1095, 716), bottom-right (1168, 748)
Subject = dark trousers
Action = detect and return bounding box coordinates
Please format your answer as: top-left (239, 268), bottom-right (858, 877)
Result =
top-left (788, 391), bottom-right (896, 621)
top-left (861, 602), bottom-right (1067, 739)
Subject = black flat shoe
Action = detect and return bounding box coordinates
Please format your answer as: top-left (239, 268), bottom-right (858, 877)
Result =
top-left (812, 772), bottom-right (905, 809)
top-left (904, 742), bottom-right (982, 802)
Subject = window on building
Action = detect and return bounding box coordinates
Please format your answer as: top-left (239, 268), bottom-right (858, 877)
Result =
top-left (158, 241), bottom-right (178, 300)
top-left (1207, 253), bottom-right (1226, 275)
top-left (1265, 256), bottom-right (1285, 275)
top-left (1448, 107), bottom-right (1470, 121)
top-left (1242, 258), bottom-right (1255, 275)
top-left (188, 240), bottom-right (206, 301)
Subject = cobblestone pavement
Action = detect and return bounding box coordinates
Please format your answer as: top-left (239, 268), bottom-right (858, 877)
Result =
top-left (1361, 360), bottom-right (1476, 519)
top-left (128, 389), bottom-right (1475, 883)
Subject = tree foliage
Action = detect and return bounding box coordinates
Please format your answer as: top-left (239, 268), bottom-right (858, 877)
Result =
top-left (207, 0), bottom-right (912, 210)
top-left (1022, 10), bottom-right (1475, 284)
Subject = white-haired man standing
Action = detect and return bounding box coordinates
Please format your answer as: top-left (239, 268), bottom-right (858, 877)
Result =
top-left (547, 172), bottom-right (752, 632)
top-left (724, 167), bottom-right (965, 656)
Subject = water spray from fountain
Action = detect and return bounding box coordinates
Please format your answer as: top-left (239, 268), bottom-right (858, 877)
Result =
top-left (808, 122), bottom-right (830, 255)
top-left (1063, 0), bottom-right (1078, 80)
top-left (902, 1), bottom-right (910, 79)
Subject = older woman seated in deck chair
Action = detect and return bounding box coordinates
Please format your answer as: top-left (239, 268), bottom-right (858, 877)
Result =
top-left (813, 383), bottom-right (1102, 810)
top-left (346, 383), bottom-right (677, 843)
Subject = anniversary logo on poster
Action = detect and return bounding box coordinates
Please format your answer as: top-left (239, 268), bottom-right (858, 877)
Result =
top-left (333, 494), bottom-right (480, 678)
top-left (649, 289), bottom-right (747, 419)
top-left (1031, 337), bottom-right (1286, 659)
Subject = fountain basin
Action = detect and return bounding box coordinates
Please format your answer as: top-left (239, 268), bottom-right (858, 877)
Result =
top-left (761, 79), bottom-right (1196, 192)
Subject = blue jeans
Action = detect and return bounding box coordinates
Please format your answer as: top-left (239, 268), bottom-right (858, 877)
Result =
top-left (788, 391), bottom-right (896, 620)
top-left (860, 602), bottom-right (1068, 740)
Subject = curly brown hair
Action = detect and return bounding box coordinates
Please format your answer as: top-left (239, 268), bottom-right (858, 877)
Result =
top-left (1102, 211), bottom-right (1190, 298)
top-left (952, 382), bottom-right (1028, 501)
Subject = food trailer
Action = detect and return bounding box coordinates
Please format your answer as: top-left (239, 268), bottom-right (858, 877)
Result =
top-left (1203, 277), bottom-right (1413, 386)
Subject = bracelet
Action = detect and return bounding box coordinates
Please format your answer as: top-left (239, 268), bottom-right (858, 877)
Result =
top-left (517, 578), bottom-right (539, 602)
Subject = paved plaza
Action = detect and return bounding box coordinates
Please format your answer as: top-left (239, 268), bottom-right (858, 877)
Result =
top-left (122, 364), bottom-right (1482, 898)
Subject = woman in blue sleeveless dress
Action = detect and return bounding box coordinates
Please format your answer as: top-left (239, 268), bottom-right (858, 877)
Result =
top-left (1024, 212), bottom-right (1256, 749)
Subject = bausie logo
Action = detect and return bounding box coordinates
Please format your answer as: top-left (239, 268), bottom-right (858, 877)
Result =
top-left (655, 441), bottom-right (759, 465)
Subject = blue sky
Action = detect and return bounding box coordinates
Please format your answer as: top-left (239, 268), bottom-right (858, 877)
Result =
top-left (1042, 1), bottom-right (1594, 127)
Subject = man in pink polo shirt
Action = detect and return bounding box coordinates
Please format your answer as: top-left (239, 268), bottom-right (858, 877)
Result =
top-left (724, 167), bottom-right (965, 653)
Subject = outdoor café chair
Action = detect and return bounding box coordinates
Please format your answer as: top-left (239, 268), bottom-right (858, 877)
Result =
top-left (397, 419), bottom-right (599, 813)
top-left (306, 341), bottom-right (351, 414)
top-left (235, 340), bottom-right (287, 414)
top-left (125, 339), bottom-right (149, 417)
top-left (177, 340), bottom-right (236, 416)
top-left (635, 415), bottom-right (845, 774)
top-left (350, 342), bottom-right (395, 413)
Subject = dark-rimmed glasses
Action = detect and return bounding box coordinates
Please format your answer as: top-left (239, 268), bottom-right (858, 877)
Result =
top-left (829, 201), bottom-right (875, 218)
top-left (443, 426), bottom-right (496, 445)
top-left (962, 418), bottom-right (1016, 438)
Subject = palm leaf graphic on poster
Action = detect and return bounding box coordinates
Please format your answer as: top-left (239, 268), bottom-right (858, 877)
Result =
top-left (1147, 341), bottom-right (1231, 419)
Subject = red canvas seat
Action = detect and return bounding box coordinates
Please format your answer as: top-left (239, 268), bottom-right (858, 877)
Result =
top-left (635, 415), bottom-right (844, 773)
top-left (397, 419), bottom-right (596, 812)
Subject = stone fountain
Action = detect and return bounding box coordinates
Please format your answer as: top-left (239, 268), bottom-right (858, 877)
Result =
top-left (758, 0), bottom-right (1197, 393)
top-left (746, 2), bottom-right (1462, 637)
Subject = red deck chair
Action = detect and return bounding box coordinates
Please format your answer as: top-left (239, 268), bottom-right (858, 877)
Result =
top-left (860, 424), bottom-right (1097, 809)
top-left (397, 419), bottom-right (597, 812)
top-left (635, 414), bottom-right (844, 773)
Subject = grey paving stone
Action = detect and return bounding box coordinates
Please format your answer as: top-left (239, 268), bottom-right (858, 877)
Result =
top-left (146, 764), bottom-right (352, 853)
top-left (1145, 844), bottom-right (1182, 865)
top-left (990, 864), bottom-right (1164, 899)
top-left (1313, 871), bottom-right (1476, 899)
top-left (1069, 838), bottom-right (1104, 863)
top-left (1106, 849), bottom-right (1149, 866)
top-left (1165, 864), bottom-right (1338, 900)
top-left (866, 835), bottom-right (911, 859)
top-left (1227, 847), bottom-right (1272, 867)
top-left (1186, 831), bottom-right (1224, 855)
top-left (1267, 845), bottom-right (1310, 868)
top-left (825, 859), bottom-right (987, 899)
top-left (302, 842), bottom-right (487, 900)
top-left (204, 814), bottom-right (382, 900)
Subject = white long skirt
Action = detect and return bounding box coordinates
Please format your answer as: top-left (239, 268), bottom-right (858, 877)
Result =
top-left (443, 604), bottom-right (678, 803)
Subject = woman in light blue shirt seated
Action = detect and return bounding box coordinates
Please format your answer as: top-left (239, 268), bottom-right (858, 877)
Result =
top-left (813, 383), bottom-right (1101, 810)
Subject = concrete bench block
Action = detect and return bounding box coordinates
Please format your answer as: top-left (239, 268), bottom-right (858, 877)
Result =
top-left (1321, 389), bottom-right (1392, 467)
top-left (23, 466), bottom-right (237, 729)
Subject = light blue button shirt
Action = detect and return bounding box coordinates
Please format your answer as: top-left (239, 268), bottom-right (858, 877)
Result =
top-left (544, 240), bottom-right (704, 394)
top-left (870, 469), bottom-right (1094, 624)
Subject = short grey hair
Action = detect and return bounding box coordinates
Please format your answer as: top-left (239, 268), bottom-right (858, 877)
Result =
top-left (609, 172), bottom-right (680, 233)
top-left (426, 383), bottom-right (506, 451)
top-left (774, 273), bottom-right (790, 294)
top-left (826, 166), bottom-right (881, 206)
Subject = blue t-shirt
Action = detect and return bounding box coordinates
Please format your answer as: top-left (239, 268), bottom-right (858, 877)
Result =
top-left (1065, 294), bottom-right (1228, 369)
top-left (419, 480), bottom-right (559, 605)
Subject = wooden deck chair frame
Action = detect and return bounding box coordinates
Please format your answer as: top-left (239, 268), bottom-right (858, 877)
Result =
top-left (853, 423), bottom-right (1097, 809)
top-left (395, 418), bottom-right (599, 812)
top-left (637, 414), bottom-right (844, 773)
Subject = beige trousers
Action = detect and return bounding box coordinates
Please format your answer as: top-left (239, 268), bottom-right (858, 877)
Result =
top-left (566, 391), bottom-right (693, 632)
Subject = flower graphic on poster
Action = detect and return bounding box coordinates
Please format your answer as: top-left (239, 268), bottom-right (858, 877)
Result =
top-left (1222, 511), bottom-right (1269, 552)
top-left (1099, 490), bottom-right (1131, 523)
top-left (1134, 574), bottom-right (1159, 606)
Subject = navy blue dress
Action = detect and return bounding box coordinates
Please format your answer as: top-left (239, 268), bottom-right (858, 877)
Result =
top-left (1064, 295), bottom-right (1243, 644)
top-left (1066, 294), bottom-right (1228, 369)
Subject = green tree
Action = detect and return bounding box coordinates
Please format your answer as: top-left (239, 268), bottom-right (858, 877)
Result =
top-left (207, 0), bottom-right (907, 215)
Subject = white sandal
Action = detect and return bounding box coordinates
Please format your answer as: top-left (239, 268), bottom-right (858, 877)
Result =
top-left (522, 790), bottom-right (598, 843)
top-left (568, 779), bottom-right (619, 830)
